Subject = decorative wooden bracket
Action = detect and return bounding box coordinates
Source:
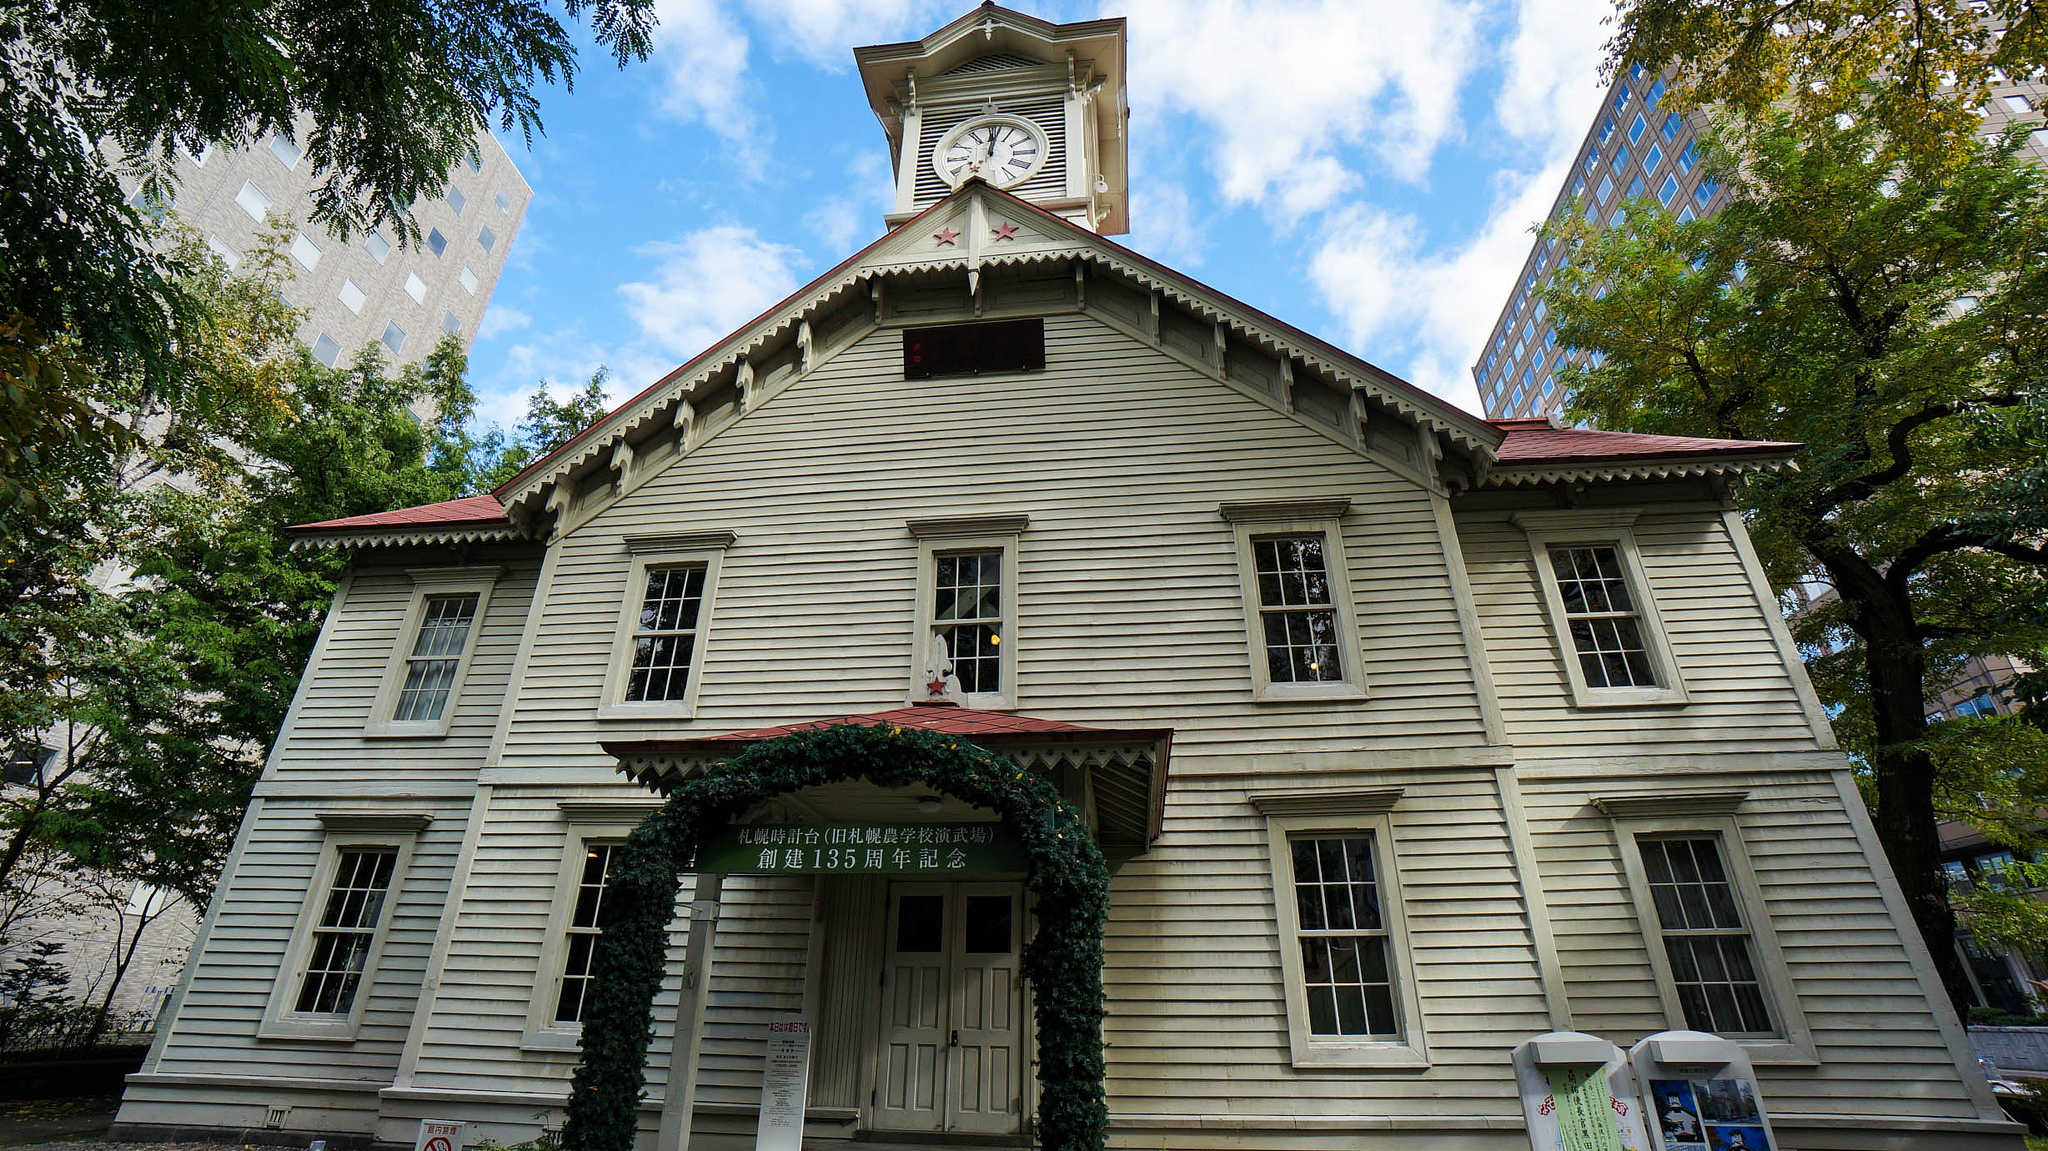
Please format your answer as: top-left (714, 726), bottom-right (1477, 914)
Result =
top-left (736, 359), bottom-right (756, 413)
top-left (797, 320), bottom-right (814, 374)
top-left (673, 398), bottom-right (696, 454)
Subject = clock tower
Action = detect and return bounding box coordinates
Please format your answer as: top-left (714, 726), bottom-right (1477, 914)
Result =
top-left (854, 5), bottom-right (1129, 235)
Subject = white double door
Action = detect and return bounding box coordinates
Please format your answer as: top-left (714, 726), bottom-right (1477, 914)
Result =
top-left (875, 882), bottom-right (1025, 1135)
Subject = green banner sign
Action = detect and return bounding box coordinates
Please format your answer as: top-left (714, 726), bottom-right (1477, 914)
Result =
top-left (697, 822), bottom-right (1026, 875)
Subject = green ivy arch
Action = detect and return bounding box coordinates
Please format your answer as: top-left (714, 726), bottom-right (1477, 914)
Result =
top-left (560, 720), bottom-right (1111, 1151)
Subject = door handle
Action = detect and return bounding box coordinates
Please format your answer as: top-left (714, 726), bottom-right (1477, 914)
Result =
top-left (949, 1029), bottom-right (959, 1047)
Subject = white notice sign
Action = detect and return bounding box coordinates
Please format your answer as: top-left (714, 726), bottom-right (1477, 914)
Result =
top-left (755, 1014), bottom-right (812, 1151)
top-left (413, 1120), bottom-right (465, 1151)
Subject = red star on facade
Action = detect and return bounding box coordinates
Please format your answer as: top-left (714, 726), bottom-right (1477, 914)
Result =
top-left (991, 222), bottom-right (1019, 241)
top-left (933, 227), bottom-right (960, 246)
top-left (926, 676), bottom-right (950, 696)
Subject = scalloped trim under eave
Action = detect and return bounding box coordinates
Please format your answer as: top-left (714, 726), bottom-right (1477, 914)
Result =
top-left (288, 524), bottom-right (529, 552)
top-left (1480, 453), bottom-right (1796, 487)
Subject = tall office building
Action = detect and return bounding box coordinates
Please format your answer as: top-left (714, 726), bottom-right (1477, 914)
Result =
top-left (126, 123), bottom-right (531, 369)
top-left (1473, 62), bottom-right (2048, 420)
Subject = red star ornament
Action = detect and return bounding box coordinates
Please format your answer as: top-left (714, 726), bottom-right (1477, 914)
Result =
top-left (926, 676), bottom-right (950, 697)
top-left (933, 226), bottom-right (960, 246)
top-left (991, 222), bottom-right (1019, 241)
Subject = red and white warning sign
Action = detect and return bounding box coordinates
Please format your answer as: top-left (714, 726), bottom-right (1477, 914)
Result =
top-left (414, 1119), bottom-right (465, 1151)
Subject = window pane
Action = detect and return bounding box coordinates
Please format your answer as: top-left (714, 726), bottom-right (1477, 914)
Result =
top-left (625, 565), bottom-right (708, 702)
top-left (896, 894), bottom-right (944, 953)
top-left (964, 895), bottom-right (1013, 954)
top-left (294, 848), bottom-right (397, 1015)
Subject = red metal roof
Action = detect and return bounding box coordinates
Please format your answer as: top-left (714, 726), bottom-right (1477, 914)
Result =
top-left (602, 703), bottom-right (1172, 759)
top-left (289, 494), bottom-right (510, 534)
top-left (1489, 418), bottom-right (1798, 465)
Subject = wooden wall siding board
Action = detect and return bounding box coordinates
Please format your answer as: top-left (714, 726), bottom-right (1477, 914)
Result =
top-left (489, 312), bottom-right (1484, 775)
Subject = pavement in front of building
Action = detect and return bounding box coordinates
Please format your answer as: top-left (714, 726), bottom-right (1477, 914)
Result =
top-left (0, 1098), bottom-right (121, 1148)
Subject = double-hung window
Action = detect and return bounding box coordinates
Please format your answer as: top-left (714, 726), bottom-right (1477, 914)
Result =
top-left (1223, 500), bottom-right (1366, 701)
top-left (553, 842), bottom-right (617, 1024)
top-left (1604, 797), bottom-right (1813, 1062)
top-left (601, 532), bottom-right (731, 718)
top-left (907, 516), bottom-right (1025, 708)
top-left (367, 568), bottom-right (500, 737)
top-left (1254, 788), bottom-right (1423, 1068)
top-left (263, 813), bottom-right (426, 1041)
top-left (1515, 510), bottom-right (1686, 707)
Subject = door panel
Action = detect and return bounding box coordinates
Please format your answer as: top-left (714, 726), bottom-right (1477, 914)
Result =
top-left (874, 883), bottom-right (1023, 1136)
top-left (877, 887), bottom-right (948, 1131)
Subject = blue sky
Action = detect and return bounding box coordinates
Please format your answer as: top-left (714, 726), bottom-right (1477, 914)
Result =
top-left (467, 0), bottom-right (1614, 432)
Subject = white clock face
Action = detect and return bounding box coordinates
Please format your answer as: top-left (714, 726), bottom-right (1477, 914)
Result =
top-left (935, 118), bottom-right (1045, 189)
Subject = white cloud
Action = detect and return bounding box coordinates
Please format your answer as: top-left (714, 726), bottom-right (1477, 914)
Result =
top-left (1495, 0), bottom-right (1614, 154)
top-left (1118, 0), bottom-right (1483, 216)
top-left (803, 150), bottom-right (893, 252)
top-left (475, 326), bottom-right (618, 433)
top-left (1308, 155), bottom-right (1571, 414)
top-left (649, 0), bottom-right (759, 157)
top-left (1121, 178), bottom-right (1208, 267)
top-left (618, 225), bottom-right (809, 363)
top-left (743, 0), bottom-right (950, 70)
top-left (477, 306), bottom-right (532, 340)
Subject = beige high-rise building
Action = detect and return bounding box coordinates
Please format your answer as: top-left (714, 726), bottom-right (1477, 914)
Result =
top-left (131, 124), bottom-right (531, 368)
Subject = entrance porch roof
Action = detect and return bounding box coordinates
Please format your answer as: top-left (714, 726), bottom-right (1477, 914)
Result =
top-left (601, 703), bottom-right (1173, 863)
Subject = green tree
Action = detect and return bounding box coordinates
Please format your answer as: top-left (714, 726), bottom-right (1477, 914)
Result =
top-left (0, 0), bottom-right (654, 533)
top-left (1611, 0), bottom-right (2048, 171)
top-left (479, 367), bottom-right (615, 490)
top-left (1541, 113), bottom-right (2048, 1012)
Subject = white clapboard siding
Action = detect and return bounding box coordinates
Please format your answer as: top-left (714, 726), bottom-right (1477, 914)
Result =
top-left (148, 800), bottom-right (468, 1080)
top-left (270, 555), bottom-right (542, 784)
top-left (1523, 767), bottom-right (1980, 1119)
top-left (405, 787), bottom-right (689, 1095)
top-left (1100, 770), bottom-right (1548, 1116)
top-left (1457, 508), bottom-right (1822, 754)
top-left (491, 313), bottom-right (1486, 777)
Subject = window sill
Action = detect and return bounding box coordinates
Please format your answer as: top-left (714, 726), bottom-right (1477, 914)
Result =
top-left (594, 703), bottom-right (698, 721)
top-left (1567, 687), bottom-right (1689, 710)
top-left (1287, 1040), bottom-right (1430, 1071)
top-left (361, 721), bottom-right (454, 739)
top-left (519, 1028), bottom-right (583, 1054)
top-left (1254, 681), bottom-right (1369, 705)
top-left (901, 692), bottom-right (1015, 712)
top-left (1736, 1037), bottom-right (1820, 1067)
top-left (258, 1017), bottom-right (363, 1043)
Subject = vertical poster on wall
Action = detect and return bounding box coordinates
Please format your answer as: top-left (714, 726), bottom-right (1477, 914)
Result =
top-left (1512, 1033), bottom-right (1652, 1151)
top-left (1648, 1078), bottom-right (1770, 1151)
top-left (755, 1014), bottom-right (812, 1151)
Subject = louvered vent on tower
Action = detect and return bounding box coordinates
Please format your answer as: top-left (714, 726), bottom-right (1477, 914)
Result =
top-left (945, 52), bottom-right (1042, 74)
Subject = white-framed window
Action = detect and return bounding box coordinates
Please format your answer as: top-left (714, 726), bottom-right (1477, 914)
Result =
top-left (338, 278), bottom-right (367, 314)
top-left (234, 180), bottom-right (271, 221)
top-left (523, 801), bottom-right (670, 1051)
top-left (382, 320), bottom-right (407, 354)
top-left (365, 232), bottom-right (392, 263)
top-left (311, 333), bottom-right (342, 368)
top-left (426, 227), bottom-right (447, 257)
top-left (365, 567), bottom-right (500, 737)
top-left (1603, 799), bottom-right (1814, 1063)
top-left (598, 534), bottom-right (732, 719)
top-left (1514, 509), bottom-right (1686, 707)
top-left (289, 233), bottom-right (322, 271)
top-left (260, 815), bottom-right (426, 1042)
top-left (204, 234), bottom-right (240, 269)
top-left (446, 185), bottom-right (466, 215)
top-left (1252, 788), bottom-right (1426, 1069)
top-left (494, 186), bottom-right (513, 212)
top-left (441, 310), bottom-right (460, 334)
top-left (459, 266), bottom-right (480, 294)
top-left (906, 516), bottom-right (1027, 709)
top-left (1221, 499), bottom-right (1366, 702)
top-left (404, 273), bottom-right (427, 304)
top-left (269, 133), bottom-right (301, 171)
top-left (477, 225), bottom-right (497, 253)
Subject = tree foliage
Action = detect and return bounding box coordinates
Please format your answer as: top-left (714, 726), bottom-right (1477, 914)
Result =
top-left (0, 0), bottom-right (654, 534)
top-left (1612, 0), bottom-right (2048, 171)
top-left (1541, 112), bottom-right (2048, 1010)
top-left (477, 368), bottom-right (615, 491)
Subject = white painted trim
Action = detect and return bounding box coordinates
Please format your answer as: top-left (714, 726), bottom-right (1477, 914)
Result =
top-left (1829, 769), bottom-right (2007, 1119)
top-left (1495, 766), bottom-right (1572, 1030)
top-left (392, 784), bottom-right (495, 1090)
top-left (1518, 517), bottom-right (1690, 708)
top-left (1609, 812), bottom-right (1818, 1064)
top-left (522, 829), bottom-right (631, 1043)
top-left (1261, 802), bottom-right (1430, 1069)
top-left (1430, 492), bottom-right (1509, 746)
top-left (1227, 513), bottom-right (1370, 703)
top-left (1722, 506), bottom-right (1840, 750)
top-left (485, 547), bottom-right (562, 769)
top-left (362, 569), bottom-right (502, 738)
top-left (595, 545), bottom-right (727, 720)
top-left (910, 528), bottom-right (1022, 709)
top-left (258, 829), bottom-right (423, 1043)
